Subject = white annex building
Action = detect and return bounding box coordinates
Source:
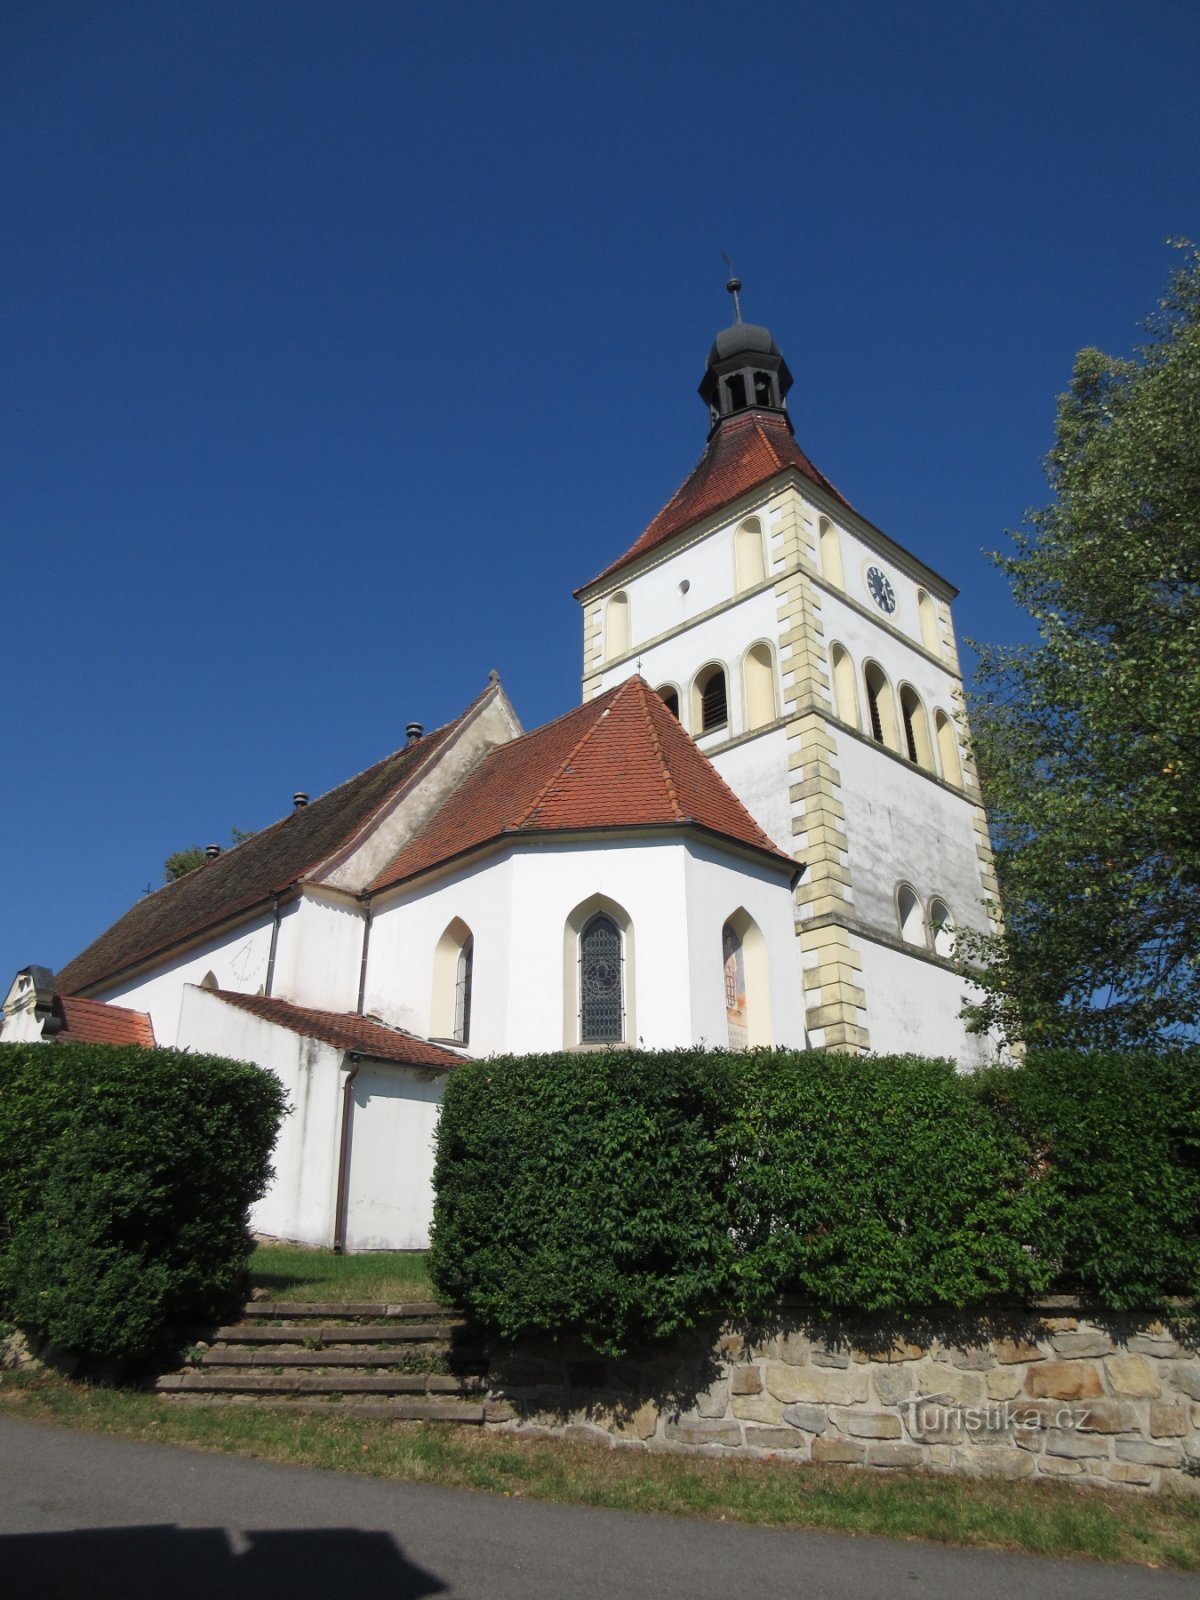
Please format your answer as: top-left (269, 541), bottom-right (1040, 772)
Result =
top-left (3, 285), bottom-right (1000, 1250)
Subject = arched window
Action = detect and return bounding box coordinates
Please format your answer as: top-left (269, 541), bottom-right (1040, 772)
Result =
top-left (897, 884), bottom-right (924, 945)
top-left (917, 590), bottom-right (941, 655)
top-left (819, 516), bottom-right (844, 589)
top-left (743, 642), bottom-right (777, 730)
top-left (734, 517), bottom-right (766, 592)
top-left (657, 684), bottom-right (681, 720)
top-left (830, 643), bottom-right (860, 729)
top-left (721, 908), bottom-right (772, 1046)
top-left (579, 913), bottom-right (623, 1043)
top-left (863, 661), bottom-right (899, 751)
top-left (899, 684), bottom-right (934, 770)
top-left (929, 898), bottom-right (955, 959)
top-left (694, 663), bottom-right (728, 734)
top-left (934, 710), bottom-right (963, 786)
top-left (431, 918), bottom-right (473, 1043)
top-left (723, 922), bottom-right (748, 1049)
top-left (606, 592), bottom-right (630, 660)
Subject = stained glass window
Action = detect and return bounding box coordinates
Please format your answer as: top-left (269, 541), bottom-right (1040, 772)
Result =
top-left (454, 936), bottom-right (473, 1044)
top-left (580, 913), bottom-right (623, 1042)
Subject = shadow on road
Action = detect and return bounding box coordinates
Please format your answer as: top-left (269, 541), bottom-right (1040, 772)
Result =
top-left (2, 1524), bottom-right (448, 1599)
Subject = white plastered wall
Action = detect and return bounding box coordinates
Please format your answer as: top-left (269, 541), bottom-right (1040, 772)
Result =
top-left (271, 888), bottom-right (365, 1013)
top-left (855, 941), bottom-right (993, 1069)
top-left (95, 911), bottom-right (276, 1047)
top-left (178, 984), bottom-right (344, 1246)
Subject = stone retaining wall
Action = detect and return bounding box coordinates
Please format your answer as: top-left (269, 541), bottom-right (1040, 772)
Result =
top-left (483, 1303), bottom-right (1200, 1493)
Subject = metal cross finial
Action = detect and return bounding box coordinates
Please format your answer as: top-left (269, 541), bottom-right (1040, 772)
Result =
top-left (722, 253), bottom-right (743, 322)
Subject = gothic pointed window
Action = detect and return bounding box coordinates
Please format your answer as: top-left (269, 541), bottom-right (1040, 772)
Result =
top-left (431, 918), bottom-right (473, 1043)
top-left (579, 913), bottom-right (623, 1043)
top-left (723, 921), bottom-right (748, 1049)
top-left (453, 936), bottom-right (473, 1044)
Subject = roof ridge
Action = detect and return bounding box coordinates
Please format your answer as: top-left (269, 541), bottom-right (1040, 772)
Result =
top-left (632, 677), bottom-right (686, 823)
top-left (509, 683), bottom-right (625, 829)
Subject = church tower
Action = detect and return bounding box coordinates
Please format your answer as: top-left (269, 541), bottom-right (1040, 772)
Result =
top-left (575, 281), bottom-right (999, 1062)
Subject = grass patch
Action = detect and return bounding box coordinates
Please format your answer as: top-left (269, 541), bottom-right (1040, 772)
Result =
top-left (2, 1371), bottom-right (1198, 1569)
top-left (249, 1243), bottom-right (435, 1303)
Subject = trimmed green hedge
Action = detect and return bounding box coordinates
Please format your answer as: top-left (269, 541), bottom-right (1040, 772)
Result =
top-left (0, 1041), bottom-right (287, 1363)
top-left (429, 1047), bottom-right (1200, 1354)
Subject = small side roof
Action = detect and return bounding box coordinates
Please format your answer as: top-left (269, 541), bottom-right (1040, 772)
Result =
top-left (576, 411), bottom-right (853, 594)
top-left (55, 995), bottom-right (156, 1048)
top-left (372, 675), bottom-right (799, 893)
top-left (209, 990), bottom-right (463, 1070)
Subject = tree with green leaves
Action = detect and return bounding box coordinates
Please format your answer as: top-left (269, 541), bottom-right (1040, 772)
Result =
top-left (959, 245), bottom-right (1200, 1051)
top-left (163, 827), bottom-right (254, 883)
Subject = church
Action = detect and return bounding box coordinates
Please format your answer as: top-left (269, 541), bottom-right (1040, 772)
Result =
top-left (2, 284), bottom-right (999, 1250)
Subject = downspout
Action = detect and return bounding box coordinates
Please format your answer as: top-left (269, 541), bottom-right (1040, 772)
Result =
top-left (264, 892), bottom-right (282, 997)
top-left (356, 894), bottom-right (373, 1016)
top-left (332, 1052), bottom-right (361, 1255)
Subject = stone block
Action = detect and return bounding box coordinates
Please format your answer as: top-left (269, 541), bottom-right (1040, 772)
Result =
top-left (961, 1447), bottom-right (1036, 1481)
top-left (811, 1343), bottom-right (851, 1368)
top-left (1042, 1316), bottom-right (1078, 1331)
top-left (1115, 1439), bottom-right (1183, 1468)
top-left (866, 1442), bottom-right (925, 1469)
top-left (831, 1408), bottom-right (902, 1439)
top-left (1038, 1456), bottom-right (1085, 1477)
top-left (1024, 1361), bottom-right (1103, 1400)
top-left (609, 1401), bottom-right (659, 1440)
top-left (852, 1339), bottom-right (925, 1364)
top-left (664, 1418), bottom-right (742, 1447)
top-left (873, 1365), bottom-right (914, 1406)
top-left (1050, 1330), bottom-right (1114, 1358)
top-left (732, 1393), bottom-right (785, 1424)
top-left (811, 1436), bottom-right (866, 1464)
top-left (1045, 1429), bottom-right (1110, 1460)
top-left (903, 1403), bottom-right (963, 1446)
top-left (986, 1369), bottom-right (1023, 1401)
top-left (1104, 1461), bottom-right (1156, 1487)
top-left (781, 1403), bottom-right (827, 1435)
top-left (483, 1400), bottom-right (518, 1422)
top-left (1106, 1355), bottom-right (1161, 1398)
top-left (1127, 1334), bottom-right (1181, 1359)
top-left (992, 1337), bottom-right (1045, 1365)
top-left (1150, 1402), bottom-right (1189, 1438)
top-left (1171, 1364), bottom-right (1200, 1401)
top-left (744, 1426), bottom-right (806, 1452)
top-left (776, 1330), bottom-right (810, 1366)
top-left (695, 1380), bottom-right (730, 1419)
top-left (764, 1363), bottom-right (868, 1406)
top-left (915, 1364), bottom-right (986, 1407)
top-left (731, 1367), bottom-right (762, 1395)
top-left (1077, 1400), bottom-right (1140, 1434)
top-left (717, 1333), bottom-right (745, 1360)
top-left (948, 1345), bottom-right (993, 1371)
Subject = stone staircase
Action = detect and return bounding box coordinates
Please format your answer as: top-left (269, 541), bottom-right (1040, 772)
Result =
top-left (153, 1299), bottom-right (495, 1422)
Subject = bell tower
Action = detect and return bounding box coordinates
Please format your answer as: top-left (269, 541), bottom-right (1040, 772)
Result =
top-left (698, 275), bottom-right (794, 432)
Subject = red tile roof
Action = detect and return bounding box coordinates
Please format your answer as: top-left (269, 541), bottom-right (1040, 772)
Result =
top-left (209, 990), bottom-right (464, 1069)
top-left (55, 994), bottom-right (156, 1047)
top-left (577, 411), bottom-right (854, 594)
top-left (372, 675), bottom-right (798, 892)
top-left (57, 691), bottom-right (496, 997)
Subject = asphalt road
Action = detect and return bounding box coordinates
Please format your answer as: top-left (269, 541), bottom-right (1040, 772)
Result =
top-left (0, 1415), bottom-right (1192, 1600)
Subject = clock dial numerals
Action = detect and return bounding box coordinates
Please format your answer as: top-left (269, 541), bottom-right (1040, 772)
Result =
top-left (866, 565), bottom-right (896, 614)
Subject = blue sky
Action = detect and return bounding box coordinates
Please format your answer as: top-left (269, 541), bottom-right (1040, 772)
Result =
top-left (2, 0), bottom-right (1197, 985)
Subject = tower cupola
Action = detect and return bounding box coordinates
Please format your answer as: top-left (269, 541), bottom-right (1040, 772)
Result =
top-left (698, 276), bottom-right (793, 436)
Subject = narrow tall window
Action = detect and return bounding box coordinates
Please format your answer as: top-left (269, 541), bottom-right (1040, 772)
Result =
top-left (606, 592), bottom-right (630, 660)
top-left (657, 685), bottom-right (680, 719)
top-left (695, 664), bottom-right (728, 733)
top-left (744, 642), bottom-right (776, 730)
top-left (722, 921), bottom-right (748, 1049)
top-left (734, 517), bottom-right (766, 591)
top-left (819, 517), bottom-right (844, 589)
top-left (935, 710), bottom-right (963, 786)
top-left (830, 643), bottom-right (860, 729)
top-left (897, 885), bottom-right (924, 945)
top-left (753, 371), bottom-right (773, 405)
top-left (863, 662), bottom-right (898, 750)
top-left (917, 590), bottom-right (941, 655)
top-left (453, 936), bottom-right (473, 1044)
top-left (929, 899), bottom-right (955, 959)
top-left (580, 913), bottom-right (623, 1043)
top-left (899, 685), bottom-right (933, 769)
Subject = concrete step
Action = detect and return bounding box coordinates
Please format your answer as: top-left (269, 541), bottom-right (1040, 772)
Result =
top-left (162, 1395), bottom-right (490, 1422)
top-left (196, 1347), bottom-right (486, 1369)
top-left (210, 1322), bottom-right (462, 1344)
top-left (155, 1371), bottom-right (482, 1395)
top-left (242, 1301), bottom-right (450, 1319)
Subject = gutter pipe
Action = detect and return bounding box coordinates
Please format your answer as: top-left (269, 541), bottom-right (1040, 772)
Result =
top-left (332, 1053), bottom-right (361, 1255)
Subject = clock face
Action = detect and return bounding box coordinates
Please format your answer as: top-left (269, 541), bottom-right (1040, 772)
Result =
top-left (866, 565), bottom-right (897, 614)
